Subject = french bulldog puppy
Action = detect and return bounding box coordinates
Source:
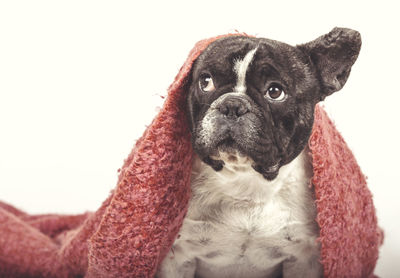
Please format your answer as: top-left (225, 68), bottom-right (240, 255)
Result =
top-left (157, 28), bottom-right (361, 278)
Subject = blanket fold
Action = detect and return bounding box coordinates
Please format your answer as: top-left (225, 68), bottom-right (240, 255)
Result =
top-left (0, 34), bottom-right (382, 278)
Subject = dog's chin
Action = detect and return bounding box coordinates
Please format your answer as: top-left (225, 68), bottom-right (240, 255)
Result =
top-left (252, 163), bottom-right (280, 181)
top-left (205, 139), bottom-right (281, 181)
top-left (209, 140), bottom-right (251, 165)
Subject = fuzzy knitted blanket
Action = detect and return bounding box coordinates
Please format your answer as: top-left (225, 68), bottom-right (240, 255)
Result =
top-left (0, 34), bottom-right (382, 278)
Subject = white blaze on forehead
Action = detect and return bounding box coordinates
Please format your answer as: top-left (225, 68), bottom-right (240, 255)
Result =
top-left (234, 47), bottom-right (258, 94)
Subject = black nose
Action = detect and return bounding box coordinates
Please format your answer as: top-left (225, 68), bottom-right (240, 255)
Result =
top-left (218, 97), bottom-right (249, 119)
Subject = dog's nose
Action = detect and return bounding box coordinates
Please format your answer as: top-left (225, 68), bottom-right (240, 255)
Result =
top-left (218, 97), bottom-right (249, 119)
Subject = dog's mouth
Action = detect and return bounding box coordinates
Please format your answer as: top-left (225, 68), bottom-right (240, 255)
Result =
top-left (211, 138), bottom-right (252, 164)
top-left (216, 137), bottom-right (239, 153)
top-left (205, 136), bottom-right (281, 181)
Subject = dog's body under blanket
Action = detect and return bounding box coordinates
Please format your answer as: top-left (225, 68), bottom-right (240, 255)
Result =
top-left (0, 33), bottom-right (382, 278)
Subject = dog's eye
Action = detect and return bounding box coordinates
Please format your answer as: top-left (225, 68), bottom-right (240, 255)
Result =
top-left (265, 84), bottom-right (286, 101)
top-left (199, 74), bottom-right (215, 93)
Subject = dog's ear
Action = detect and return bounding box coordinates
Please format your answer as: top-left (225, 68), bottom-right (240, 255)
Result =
top-left (298, 27), bottom-right (361, 100)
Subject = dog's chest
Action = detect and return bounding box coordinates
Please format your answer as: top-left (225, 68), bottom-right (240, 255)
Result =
top-left (183, 200), bottom-right (296, 278)
top-left (172, 151), bottom-right (319, 278)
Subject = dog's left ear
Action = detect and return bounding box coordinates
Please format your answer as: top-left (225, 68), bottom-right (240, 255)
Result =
top-left (298, 27), bottom-right (361, 100)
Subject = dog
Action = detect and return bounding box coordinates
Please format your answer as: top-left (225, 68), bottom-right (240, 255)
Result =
top-left (156, 28), bottom-right (361, 278)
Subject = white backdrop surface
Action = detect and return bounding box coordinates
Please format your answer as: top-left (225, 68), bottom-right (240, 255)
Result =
top-left (1, 0), bottom-right (399, 276)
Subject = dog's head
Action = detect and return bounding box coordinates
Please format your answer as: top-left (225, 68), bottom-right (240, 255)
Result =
top-left (187, 28), bottom-right (361, 180)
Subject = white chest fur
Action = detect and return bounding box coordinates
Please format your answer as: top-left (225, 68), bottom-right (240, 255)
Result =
top-left (157, 150), bottom-right (322, 278)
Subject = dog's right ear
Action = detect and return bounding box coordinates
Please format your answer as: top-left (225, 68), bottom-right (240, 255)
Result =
top-left (298, 27), bottom-right (361, 100)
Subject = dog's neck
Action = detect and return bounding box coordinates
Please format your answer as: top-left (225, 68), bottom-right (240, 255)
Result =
top-left (190, 147), bottom-right (313, 207)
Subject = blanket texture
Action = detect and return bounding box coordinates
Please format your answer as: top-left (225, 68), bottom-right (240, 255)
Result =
top-left (0, 34), bottom-right (382, 278)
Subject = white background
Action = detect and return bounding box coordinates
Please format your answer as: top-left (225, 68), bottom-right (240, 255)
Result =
top-left (0, 0), bottom-right (399, 276)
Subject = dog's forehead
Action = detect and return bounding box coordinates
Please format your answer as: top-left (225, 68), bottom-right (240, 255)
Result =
top-left (194, 36), bottom-right (294, 71)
